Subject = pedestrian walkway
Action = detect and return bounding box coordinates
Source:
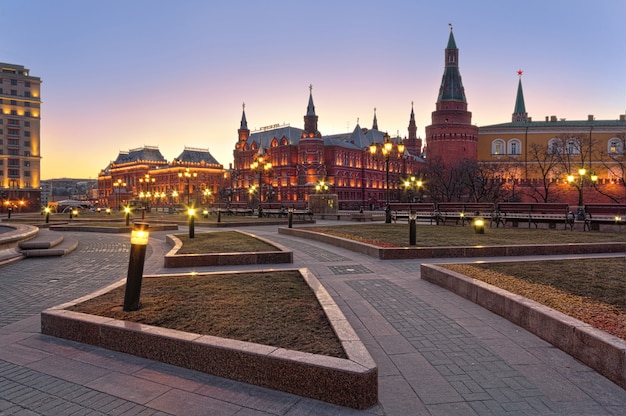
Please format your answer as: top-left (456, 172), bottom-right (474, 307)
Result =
top-left (1, 223), bottom-right (625, 415)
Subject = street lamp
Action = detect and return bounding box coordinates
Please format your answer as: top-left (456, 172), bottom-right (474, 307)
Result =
top-left (370, 132), bottom-right (405, 223)
top-left (187, 208), bottom-right (195, 238)
top-left (179, 168), bottom-right (197, 206)
top-left (139, 174), bottom-right (155, 212)
top-left (403, 176), bottom-right (424, 202)
top-left (315, 180), bottom-right (329, 193)
top-left (250, 154), bottom-right (272, 204)
top-left (567, 168), bottom-right (598, 219)
top-left (112, 179), bottom-right (126, 211)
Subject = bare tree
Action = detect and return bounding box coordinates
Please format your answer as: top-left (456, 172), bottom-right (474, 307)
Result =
top-left (525, 142), bottom-right (563, 202)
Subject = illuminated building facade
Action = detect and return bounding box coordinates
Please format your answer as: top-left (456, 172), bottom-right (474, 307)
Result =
top-left (231, 89), bottom-right (424, 210)
top-left (0, 63), bottom-right (42, 212)
top-left (97, 146), bottom-right (228, 210)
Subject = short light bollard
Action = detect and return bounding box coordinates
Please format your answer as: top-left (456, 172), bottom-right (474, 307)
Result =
top-left (123, 223), bottom-right (149, 312)
top-left (188, 208), bottom-right (195, 238)
top-left (203, 209), bottom-right (209, 219)
top-left (288, 208), bottom-right (293, 228)
top-left (217, 209), bottom-right (221, 223)
top-left (44, 207), bottom-right (50, 224)
top-left (124, 207), bottom-right (131, 226)
top-left (473, 218), bottom-right (485, 234)
top-left (409, 210), bottom-right (417, 246)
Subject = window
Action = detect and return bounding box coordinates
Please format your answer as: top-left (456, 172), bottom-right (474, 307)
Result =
top-left (548, 138), bottom-right (563, 154)
top-left (25, 81), bottom-right (30, 87)
top-left (608, 138), bottom-right (624, 155)
top-left (24, 102), bottom-right (30, 107)
top-left (10, 79), bottom-right (17, 86)
top-left (24, 91), bottom-right (30, 98)
top-left (566, 138), bottom-right (580, 155)
top-left (24, 121), bottom-right (29, 127)
top-left (23, 161), bottom-right (30, 167)
top-left (8, 128), bottom-right (19, 136)
top-left (10, 90), bottom-right (16, 96)
top-left (24, 140), bottom-right (30, 147)
top-left (24, 131), bottom-right (30, 137)
top-left (10, 100), bottom-right (16, 105)
top-left (24, 171), bottom-right (30, 177)
top-left (8, 169), bottom-right (19, 177)
top-left (8, 139), bottom-right (19, 145)
top-left (508, 139), bottom-right (522, 155)
top-left (8, 159), bottom-right (19, 166)
top-left (492, 139), bottom-right (505, 155)
top-left (8, 149), bottom-right (18, 155)
top-left (23, 151), bottom-right (30, 157)
top-left (8, 119), bottom-right (19, 125)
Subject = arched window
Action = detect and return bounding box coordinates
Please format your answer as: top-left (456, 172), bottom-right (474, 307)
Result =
top-left (608, 137), bottom-right (624, 155)
top-left (492, 139), bottom-right (505, 155)
top-left (270, 138), bottom-right (279, 147)
top-left (280, 137), bottom-right (289, 146)
top-left (508, 138), bottom-right (522, 155)
top-left (250, 141), bottom-right (258, 151)
top-left (548, 138), bottom-right (562, 154)
top-left (566, 138), bottom-right (580, 155)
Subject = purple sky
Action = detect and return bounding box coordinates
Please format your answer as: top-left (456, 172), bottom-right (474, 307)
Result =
top-left (3, 0), bottom-right (625, 179)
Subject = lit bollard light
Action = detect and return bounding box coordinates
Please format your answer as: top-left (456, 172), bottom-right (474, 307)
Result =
top-left (124, 207), bottom-right (131, 226)
top-left (44, 207), bottom-right (50, 224)
top-left (123, 223), bottom-right (149, 311)
top-left (409, 210), bottom-right (417, 246)
top-left (217, 209), bottom-right (221, 223)
top-left (288, 207), bottom-right (293, 228)
top-left (473, 218), bottom-right (485, 234)
top-left (188, 208), bottom-right (195, 238)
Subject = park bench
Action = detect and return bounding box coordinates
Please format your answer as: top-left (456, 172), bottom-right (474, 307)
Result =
top-left (389, 203), bottom-right (438, 224)
top-left (259, 203), bottom-right (288, 218)
top-left (225, 203), bottom-right (253, 216)
top-left (582, 204), bottom-right (626, 231)
top-left (436, 202), bottom-right (495, 226)
top-left (493, 203), bottom-right (574, 230)
top-left (289, 204), bottom-right (314, 221)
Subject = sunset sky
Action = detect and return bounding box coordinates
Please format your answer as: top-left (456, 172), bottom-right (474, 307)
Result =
top-left (3, 0), bottom-right (626, 179)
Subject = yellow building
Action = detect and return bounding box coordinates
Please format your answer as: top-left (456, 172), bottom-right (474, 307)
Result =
top-left (0, 63), bottom-right (42, 212)
top-left (477, 74), bottom-right (626, 204)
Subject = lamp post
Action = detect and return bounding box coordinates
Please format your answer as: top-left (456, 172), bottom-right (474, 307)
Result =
top-left (179, 169), bottom-right (198, 207)
top-left (250, 154), bottom-right (272, 205)
top-left (123, 223), bottom-right (149, 312)
top-left (124, 206), bottom-right (131, 226)
top-left (139, 174), bottom-right (155, 213)
top-left (403, 176), bottom-right (424, 202)
top-left (370, 132), bottom-right (405, 223)
top-left (315, 180), bottom-right (329, 193)
top-left (112, 178), bottom-right (126, 211)
top-left (567, 168), bottom-right (598, 219)
top-left (44, 206), bottom-right (50, 223)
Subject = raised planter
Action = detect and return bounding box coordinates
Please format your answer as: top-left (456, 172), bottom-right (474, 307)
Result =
top-left (278, 227), bottom-right (626, 259)
top-left (421, 264), bottom-right (626, 390)
top-left (164, 230), bottom-right (292, 268)
top-left (40, 268), bottom-right (378, 409)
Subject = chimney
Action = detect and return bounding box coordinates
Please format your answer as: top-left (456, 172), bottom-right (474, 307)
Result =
top-left (545, 116), bottom-right (549, 122)
top-left (588, 115), bottom-right (594, 121)
top-left (620, 114), bottom-right (625, 121)
top-left (550, 116), bottom-right (557, 122)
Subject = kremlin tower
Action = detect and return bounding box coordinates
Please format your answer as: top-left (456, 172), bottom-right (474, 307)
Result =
top-left (425, 26), bottom-right (478, 166)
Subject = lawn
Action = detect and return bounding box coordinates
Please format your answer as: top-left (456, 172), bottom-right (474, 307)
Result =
top-left (174, 231), bottom-right (279, 254)
top-left (68, 270), bottom-right (347, 358)
top-left (305, 223), bottom-right (626, 247)
top-left (444, 259), bottom-right (626, 341)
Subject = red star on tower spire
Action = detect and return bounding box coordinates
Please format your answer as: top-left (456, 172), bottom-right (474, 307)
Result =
top-left (517, 69), bottom-right (524, 77)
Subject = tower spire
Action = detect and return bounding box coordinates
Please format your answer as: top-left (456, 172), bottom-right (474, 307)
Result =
top-left (237, 102), bottom-right (250, 143)
top-left (302, 84), bottom-right (321, 138)
top-left (372, 107), bottom-right (378, 130)
top-left (437, 24), bottom-right (466, 103)
top-left (512, 70), bottom-right (528, 122)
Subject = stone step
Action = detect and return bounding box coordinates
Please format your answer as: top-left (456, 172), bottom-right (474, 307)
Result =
top-left (19, 229), bottom-right (64, 249)
top-left (17, 229), bottom-right (80, 258)
top-left (0, 248), bottom-right (24, 265)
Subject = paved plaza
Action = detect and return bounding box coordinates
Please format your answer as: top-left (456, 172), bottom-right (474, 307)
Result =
top-left (1, 222), bottom-right (625, 415)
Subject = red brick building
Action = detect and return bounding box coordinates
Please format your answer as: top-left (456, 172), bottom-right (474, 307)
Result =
top-left (231, 88), bottom-right (425, 210)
